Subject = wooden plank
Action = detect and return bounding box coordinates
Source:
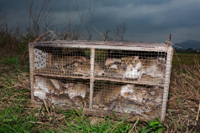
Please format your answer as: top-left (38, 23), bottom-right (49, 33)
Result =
top-left (161, 47), bottom-right (173, 122)
top-left (31, 101), bottom-right (151, 121)
top-left (29, 44), bottom-right (35, 104)
top-left (33, 72), bottom-right (165, 87)
top-left (32, 40), bottom-right (167, 47)
top-left (30, 40), bottom-right (168, 52)
top-left (89, 48), bottom-right (95, 108)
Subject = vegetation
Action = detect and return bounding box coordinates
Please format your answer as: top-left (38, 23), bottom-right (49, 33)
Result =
top-left (0, 1), bottom-right (200, 132)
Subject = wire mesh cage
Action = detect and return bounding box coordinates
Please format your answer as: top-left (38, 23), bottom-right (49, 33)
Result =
top-left (29, 40), bottom-right (173, 122)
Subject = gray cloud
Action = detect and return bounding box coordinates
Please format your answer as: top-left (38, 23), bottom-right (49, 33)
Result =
top-left (0, 0), bottom-right (200, 44)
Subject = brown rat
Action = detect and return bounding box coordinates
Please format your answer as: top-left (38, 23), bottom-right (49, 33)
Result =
top-left (146, 86), bottom-right (163, 108)
top-left (73, 61), bottom-right (104, 76)
top-left (122, 86), bottom-right (153, 104)
top-left (139, 57), bottom-right (165, 79)
top-left (105, 58), bottom-right (121, 66)
top-left (121, 56), bottom-right (137, 68)
top-left (92, 84), bottom-right (135, 108)
top-left (82, 92), bottom-right (90, 108)
top-left (34, 76), bottom-right (56, 94)
top-left (122, 56), bottom-right (142, 80)
top-left (107, 64), bottom-right (119, 72)
top-left (72, 92), bottom-right (90, 107)
top-left (63, 82), bottom-right (75, 89)
top-left (47, 95), bottom-right (75, 105)
top-left (49, 79), bottom-right (64, 90)
top-left (72, 96), bottom-right (83, 107)
top-left (51, 55), bottom-right (86, 67)
top-left (63, 82), bottom-right (90, 99)
top-left (33, 82), bottom-right (47, 101)
top-left (49, 79), bottom-right (65, 96)
top-left (104, 98), bottom-right (150, 115)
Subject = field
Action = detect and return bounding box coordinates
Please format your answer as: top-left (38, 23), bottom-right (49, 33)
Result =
top-left (0, 42), bottom-right (200, 132)
top-left (172, 53), bottom-right (200, 69)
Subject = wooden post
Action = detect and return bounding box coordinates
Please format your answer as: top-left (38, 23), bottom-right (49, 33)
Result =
top-left (89, 48), bottom-right (95, 108)
top-left (29, 43), bottom-right (35, 104)
top-left (161, 46), bottom-right (173, 122)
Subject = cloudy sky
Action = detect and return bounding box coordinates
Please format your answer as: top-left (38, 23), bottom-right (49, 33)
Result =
top-left (0, 0), bottom-right (200, 44)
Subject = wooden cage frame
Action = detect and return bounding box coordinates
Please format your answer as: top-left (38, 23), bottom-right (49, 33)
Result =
top-left (29, 40), bottom-right (173, 122)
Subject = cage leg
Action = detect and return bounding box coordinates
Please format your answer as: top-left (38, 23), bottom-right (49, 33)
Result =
top-left (161, 47), bottom-right (173, 122)
top-left (29, 44), bottom-right (35, 104)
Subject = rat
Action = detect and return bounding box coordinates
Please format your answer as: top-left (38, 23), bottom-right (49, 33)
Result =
top-left (49, 79), bottom-right (64, 90)
top-left (72, 61), bottom-right (82, 67)
top-left (139, 57), bottom-right (165, 79)
top-left (72, 92), bottom-right (90, 107)
top-left (47, 95), bottom-right (75, 105)
top-left (122, 86), bottom-right (154, 104)
top-left (107, 57), bottom-right (140, 78)
top-left (109, 64), bottom-right (119, 70)
top-left (121, 56), bottom-right (134, 65)
top-left (105, 58), bottom-right (121, 67)
top-left (33, 82), bottom-right (47, 101)
top-left (124, 57), bottom-right (165, 81)
top-left (122, 100), bottom-right (150, 115)
top-left (62, 82), bottom-right (75, 89)
top-left (73, 61), bottom-right (104, 76)
top-left (92, 84), bottom-right (135, 108)
top-left (157, 57), bottom-right (166, 66)
top-left (49, 79), bottom-right (65, 96)
top-left (104, 98), bottom-right (150, 115)
top-left (103, 98), bottom-right (124, 112)
top-left (51, 55), bottom-right (86, 67)
top-left (34, 76), bottom-right (56, 95)
top-left (146, 86), bottom-right (163, 108)
top-left (122, 56), bottom-right (142, 80)
top-left (121, 56), bottom-right (140, 68)
top-left (72, 96), bottom-right (83, 107)
top-left (82, 92), bottom-right (90, 108)
top-left (63, 82), bottom-right (90, 99)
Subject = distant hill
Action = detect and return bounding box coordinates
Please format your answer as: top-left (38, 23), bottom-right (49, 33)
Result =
top-left (174, 40), bottom-right (200, 50)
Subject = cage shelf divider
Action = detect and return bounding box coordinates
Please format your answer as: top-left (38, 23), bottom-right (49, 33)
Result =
top-left (89, 48), bottom-right (95, 108)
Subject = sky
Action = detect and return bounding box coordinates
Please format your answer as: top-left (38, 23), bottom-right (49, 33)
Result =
top-left (0, 0), bottom-right (200, 44)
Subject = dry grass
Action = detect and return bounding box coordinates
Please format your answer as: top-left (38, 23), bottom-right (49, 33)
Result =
top-left (165, 57), bottom-right (200, 132)
top-left (172, 54), bottom-right (200, 69)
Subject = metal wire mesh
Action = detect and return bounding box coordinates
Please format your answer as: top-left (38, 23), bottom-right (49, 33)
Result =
top-left (29, 41), bottom-right (173, 121)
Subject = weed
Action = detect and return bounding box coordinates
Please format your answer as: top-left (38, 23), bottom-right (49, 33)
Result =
top-left (1, 56), bottom-right (19, 65)
top-left (0, 101), bottom-right (38, 133)
top-left (140, 118), bottom-right (166, 133)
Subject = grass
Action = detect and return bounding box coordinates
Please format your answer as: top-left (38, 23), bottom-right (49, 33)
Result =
top-left (172, 53), bottom-right (200, 69)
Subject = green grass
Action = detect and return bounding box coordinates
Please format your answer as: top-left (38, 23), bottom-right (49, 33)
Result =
top-left (0, 100), bottom-right (38, 132)
top-left (172, 54), bottom-right (200, 68)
